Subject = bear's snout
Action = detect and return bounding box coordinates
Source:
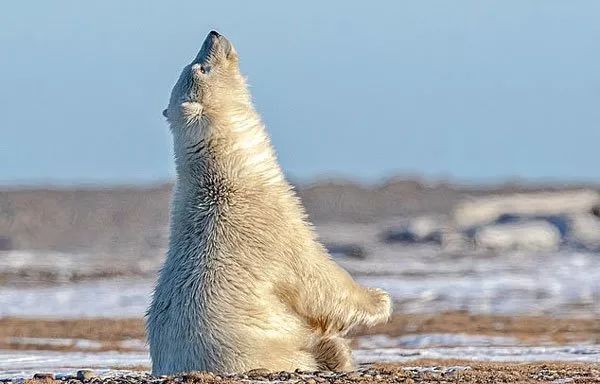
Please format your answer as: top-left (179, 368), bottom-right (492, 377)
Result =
top-left (194, 31), bottom-right (233, 65)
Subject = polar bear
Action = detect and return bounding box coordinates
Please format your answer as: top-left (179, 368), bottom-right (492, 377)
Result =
top-left (146, 31), bottom-right (392, 376)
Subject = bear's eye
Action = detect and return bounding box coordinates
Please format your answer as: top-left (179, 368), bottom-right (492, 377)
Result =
top-left (200, 66), bottom-right (206, 74)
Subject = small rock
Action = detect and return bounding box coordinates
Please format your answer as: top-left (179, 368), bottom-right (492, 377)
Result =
top-left (246, 368), bottom-right (270, 377)
top-left (551, 379), bottom-right (573, 384)
top-left (316, 370), bottom-right (335, 378)
top-left (325, 243), bottom-right (367, 259)
top-left (33, 373), bottom-right (55, 380)
top-left (345, 372), bottom-right (363, 381)
top-left (76, 370), bottom-right (96, 381)
top-left (305, 379), bottom-right (317, 384)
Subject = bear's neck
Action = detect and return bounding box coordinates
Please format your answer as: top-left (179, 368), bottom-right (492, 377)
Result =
top-left (173, 105), bottom-right (285, 191)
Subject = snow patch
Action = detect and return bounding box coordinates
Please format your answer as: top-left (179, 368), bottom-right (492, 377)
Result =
top-left (0, 350), bottom-right (149, 379)
top-left (354, 345), bottom-right (600, 364)
top-left (6, 338), bottom-right (103, 350)
top-left (0, 280), bottom-right (150, 318)
top-left (1, 344), bottom-right (599, 379)
top-left (356, 333), bottom-right (520, 349)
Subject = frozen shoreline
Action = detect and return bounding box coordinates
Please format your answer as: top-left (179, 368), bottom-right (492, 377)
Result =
top-left (1, 254), bottom-right (599, 318)
top-left (2, 343), bottom-right (600, 379)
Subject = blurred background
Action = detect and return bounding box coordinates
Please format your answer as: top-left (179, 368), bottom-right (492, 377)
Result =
top-left (1, 0), bottom-right (599, 378)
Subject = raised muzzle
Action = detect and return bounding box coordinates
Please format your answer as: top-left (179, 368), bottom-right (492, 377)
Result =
top-left (194, 30), bottom-right (233, 64)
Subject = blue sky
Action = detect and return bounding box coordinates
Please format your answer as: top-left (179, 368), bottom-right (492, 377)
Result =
top-left (1, 1), bottom-right (599, 184)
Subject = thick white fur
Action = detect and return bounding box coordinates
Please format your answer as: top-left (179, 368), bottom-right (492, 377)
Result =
top-left (146, 31), bottom-right (392, 375)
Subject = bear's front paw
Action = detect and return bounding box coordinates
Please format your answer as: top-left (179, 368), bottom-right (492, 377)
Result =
top-left (365, 288), bottom-right (393, 325)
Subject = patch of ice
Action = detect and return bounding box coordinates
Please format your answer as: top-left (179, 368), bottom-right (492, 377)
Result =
top-left (0, 350), bottom-right (149, 379)
top-left (1, 247), bottom-right (599, 318)
top-left (6, 338), bottom-right (102, 350)
top-left (0, 250), bottom-right (159, 283)
top-left (0, 279), bottom-right (151, 318)
top-left (353, 249), bottom-right (600, 317)
top-left (7, 338), bottom-right (72, 348)
top-left (354, 345), bottom-right (600, 364)
top-left (356, 333), bottom-right (520, 349)
top-left (118, 339), bottom-right (147, 351)
top-left (3, 338), bottom-right (148, 352)
top-left (2, 344), bottom-right (599, 379)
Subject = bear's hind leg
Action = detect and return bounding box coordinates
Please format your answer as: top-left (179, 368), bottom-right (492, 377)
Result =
top-left (313, 336), bottom-right (354, 371)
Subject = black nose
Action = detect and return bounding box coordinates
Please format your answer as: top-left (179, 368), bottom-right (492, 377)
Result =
top-left (209, 30), bottom-right (221, 38)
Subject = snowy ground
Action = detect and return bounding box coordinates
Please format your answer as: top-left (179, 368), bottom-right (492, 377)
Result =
top-left (0, 279), bottom-right (150, 318)
top-left (2, 339), bottom-right (600, 379)
top-left (1, 247), bottom-right (599, 318)
top-left (353, 345), bottom-right (600, 364)
top-left (0, 350), bottom-right (149, 380)
top-left (1, 242), bottom-right (599, 379)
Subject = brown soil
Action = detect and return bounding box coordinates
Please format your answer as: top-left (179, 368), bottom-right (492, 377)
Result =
top-left (0, 317), bottom-right (144, 342)
top-left (1, 312), bottom-right (598, 353)
top-left (0, 317), bottom-right (144, 352)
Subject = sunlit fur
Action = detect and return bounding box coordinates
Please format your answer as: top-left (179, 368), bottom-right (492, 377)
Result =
top-left (146, 31), bottom-right (392, 376)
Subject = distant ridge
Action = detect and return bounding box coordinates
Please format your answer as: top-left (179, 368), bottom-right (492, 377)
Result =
top-left (1, 178), bottom-right (598, 253)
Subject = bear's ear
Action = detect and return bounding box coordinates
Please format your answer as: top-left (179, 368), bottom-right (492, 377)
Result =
top-left (162, 109), bottom-right (168, 118)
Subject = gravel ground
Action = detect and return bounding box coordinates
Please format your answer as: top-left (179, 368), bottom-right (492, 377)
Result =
top-left (3, 362), bottom-right (600, 384)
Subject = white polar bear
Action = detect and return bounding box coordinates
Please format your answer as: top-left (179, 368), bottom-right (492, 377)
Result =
top-left (146, 31), bottom-right (392, 376)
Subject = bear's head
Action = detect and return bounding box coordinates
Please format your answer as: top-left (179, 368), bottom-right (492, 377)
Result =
top-left (163, 31), bottom-right (247, 130)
